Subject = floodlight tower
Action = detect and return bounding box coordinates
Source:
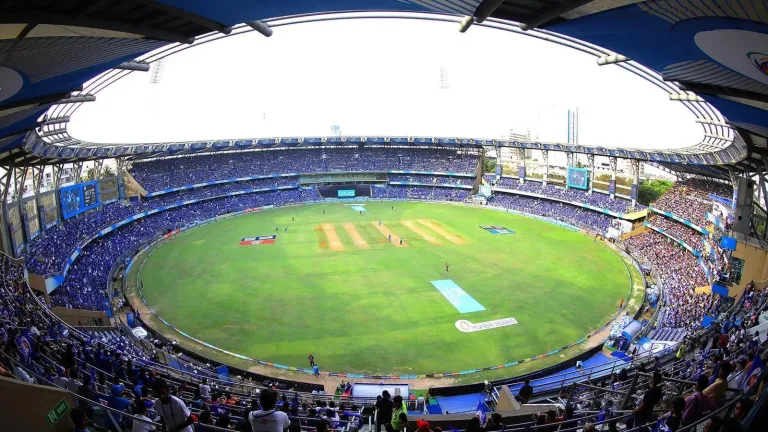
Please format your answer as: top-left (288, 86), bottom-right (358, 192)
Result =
top-left (149, 59), bottom-right (165, 84)
top-left (439, 66), bottom-right (449, 90)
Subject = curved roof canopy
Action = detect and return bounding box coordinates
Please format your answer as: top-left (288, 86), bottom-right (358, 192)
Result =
top-left (0, 0), bottom-right (766, 178)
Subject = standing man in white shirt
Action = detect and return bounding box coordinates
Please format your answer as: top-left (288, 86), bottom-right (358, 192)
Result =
top-left (249, 389), bottom-right (291, 432)
top-left (199, 378), bottom-right (211, 400)
top-left (154, 379), bottom-right (194, 432)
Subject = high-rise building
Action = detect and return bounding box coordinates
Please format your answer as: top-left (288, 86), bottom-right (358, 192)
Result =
top-left (330, 125), bottom-right (341, 136)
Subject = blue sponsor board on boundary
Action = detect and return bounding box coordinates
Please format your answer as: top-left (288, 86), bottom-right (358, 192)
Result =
top-left (431, 280), bottom-right (486, 313)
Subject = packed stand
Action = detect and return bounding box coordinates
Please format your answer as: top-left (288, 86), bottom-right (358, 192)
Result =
top-left (51, 190), bottom-right (304, 310)
top-left (25, 177), bottom-right (298, 277)
top-left (647, 215), bottom-right (705, 253)
top-left (495, 177), bottom-right (642, 214)
top-left (131, 148), bottom-right (480, 192)
top-left (491, 192), bottom-right (613, 233)
top-left (388, 174), bottom-right (474, 186)
top-left (653, 177), bottom-right (732, 228)
top-left (625, 230), bottom-right (714, 332)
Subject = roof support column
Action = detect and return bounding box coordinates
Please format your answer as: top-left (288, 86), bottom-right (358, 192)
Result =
top-left (587, 154), bottom-right (595, 195)
top-left (610, 157), bottom-right (617, 199)
top-left (728, 169), bottom-right (739, 211)
top-left (31, 165), bottom-right (45, 237)
top-left (0, 169), bottom-right (13, 256)
top-left (518, 148), bottom-right (526, 185)
top-left (565, 151), bottom-right (572, 190)
top-left (631, 160), bottom-right (640, 209)
top-left (14, 166), bottom-right (28, 255)
top-left (542, 150), bottom-right (548, 186)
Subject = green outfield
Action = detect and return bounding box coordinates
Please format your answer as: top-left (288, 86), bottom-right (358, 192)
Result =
top-left (137, 201), bottom-right (631, 376)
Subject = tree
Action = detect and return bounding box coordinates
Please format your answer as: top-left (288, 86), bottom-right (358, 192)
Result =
top-left (576, 161), bottom-right (584, 168)
top-left (84, 168), bottom-right (97, 181)
top-left (484, 158), bottom-right (497, 173)
top-left (102, 166), bottom-right (114, 177)
top-left (637, 179), bottom-right (673, 205)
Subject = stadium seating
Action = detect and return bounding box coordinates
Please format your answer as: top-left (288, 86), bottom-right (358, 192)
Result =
top-left (652, 178), bottom-right (731, 228)
top-left (130, 149), bottom-right (480, 192)
top-left (494, 177), bottom-right (643, 214)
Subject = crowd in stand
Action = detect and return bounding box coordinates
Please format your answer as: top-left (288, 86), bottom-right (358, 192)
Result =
top-left (491, 193), bottom-right (613, 233)
top-left (388, 174), bottom-right (474, 186)
top-left (647, 215), bottom-right (705, 253)
top-left (653, 178), bottom-right (731, 228)
top-left (130, 149), bottom-right (480, 192)
top-left (494, 177), bottom-right (642, 214)
top-left (626, 231), bottom-right (712, 331)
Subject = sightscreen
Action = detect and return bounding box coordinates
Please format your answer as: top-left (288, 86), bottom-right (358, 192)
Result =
top-left (566, 167), bottom-right (589, 190)
top-left (60, 180), bottom-right (101, 219)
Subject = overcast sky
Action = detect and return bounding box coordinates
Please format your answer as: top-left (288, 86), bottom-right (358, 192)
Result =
top-left (68, 18), bottom-right (702, 150)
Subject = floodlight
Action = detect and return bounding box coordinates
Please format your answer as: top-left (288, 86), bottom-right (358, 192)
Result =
top-left (669, 93), bottom-right (705, 102)
top-left (596, 54), bottom-right (630, 66)
top-left (246, 21), bottom-right (273, 37)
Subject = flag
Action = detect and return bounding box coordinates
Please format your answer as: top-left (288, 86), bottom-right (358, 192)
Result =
top-left (15, 328), bottom-right (35, 363)
top-left (475, 400), bottom-right (487, 425)
top-left (742, 354), bottom-right (765, 392)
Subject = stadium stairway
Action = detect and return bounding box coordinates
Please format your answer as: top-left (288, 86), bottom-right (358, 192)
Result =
top-left (647, 327), bottom-right (686, 343)
top-left (494, 352), bottom-right (626, 399)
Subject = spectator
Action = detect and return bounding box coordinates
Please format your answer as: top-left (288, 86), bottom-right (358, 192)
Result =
top-left (249, 388), bottom-right (291, 432)
top-left (705, 361), bottom-right (733, 404)
top-left (682, 375), bottom-right (716, 426)
top-left (375, 391), bottom-right (394, 432)
top-left (199, 378), bottom-right (211, 400)
top-left (631, 371), bottom-right (663, 430)
top-left (153, 379), bottom-right (194, 432)
top-left (519, 379), bottom-right (533, 403)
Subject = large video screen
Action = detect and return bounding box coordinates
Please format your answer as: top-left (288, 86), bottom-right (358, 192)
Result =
top-left (567, 167), bottom-right (589, 190)
top-left (60, 181), bottom-right (101, 219)
top-left (337, 189), bottom-right (355, 198)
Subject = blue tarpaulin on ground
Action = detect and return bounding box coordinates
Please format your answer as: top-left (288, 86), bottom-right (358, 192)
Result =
top-left (702, 315), bottom-right (716, 328)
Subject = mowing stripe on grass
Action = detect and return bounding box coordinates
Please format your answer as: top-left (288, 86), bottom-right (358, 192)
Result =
top-left (430, 279), bottom-right (486, 313)
top-left (401, 220), bottom-right (442, 245)
top-left (321, 224), bottom-right (344, 251)
top-left (343, 223), bottom-right (370, 249)
top-left (372, 222), bottom-right (407, 247)
top-left (418, 219), bottom-right (466, 244)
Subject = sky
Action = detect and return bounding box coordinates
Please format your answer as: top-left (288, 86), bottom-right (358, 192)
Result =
top-left (68, 17), bottom-right (703, 150)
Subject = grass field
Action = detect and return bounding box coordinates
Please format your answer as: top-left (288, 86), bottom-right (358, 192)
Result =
top-left (138, 201), bottom-right (630, 376)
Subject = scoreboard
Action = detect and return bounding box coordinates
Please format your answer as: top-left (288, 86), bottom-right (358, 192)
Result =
top-left (60, 180), bottom-right (101, 219)
top-left (566, 167), bottom-right (589, 190)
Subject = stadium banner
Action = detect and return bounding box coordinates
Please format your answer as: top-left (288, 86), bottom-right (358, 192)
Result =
top-left (609, 180), bottom-right (616, 195)
top-left (630, 184), bottom-right (638, 200)
top-left (495, 165), bottom-right (502, 176)
top-left (144, 173), bottom-right (300, 197)
top-left (492, 187), bottom-right (626, 219)
top-left (388, 182), bottom-right (472, 189)
top-left (386, 170), bottom-right (475, 178)
top-left (648, 206), bottom-right (708, 235)
top-left (566, 167), bottom-right (589, 190)
top-left (59, 180), bottom-right (101, 219)
top-left (518, 166), bottom-right (525, 179)
top-left (644, 223), bottom-right (701, 257)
